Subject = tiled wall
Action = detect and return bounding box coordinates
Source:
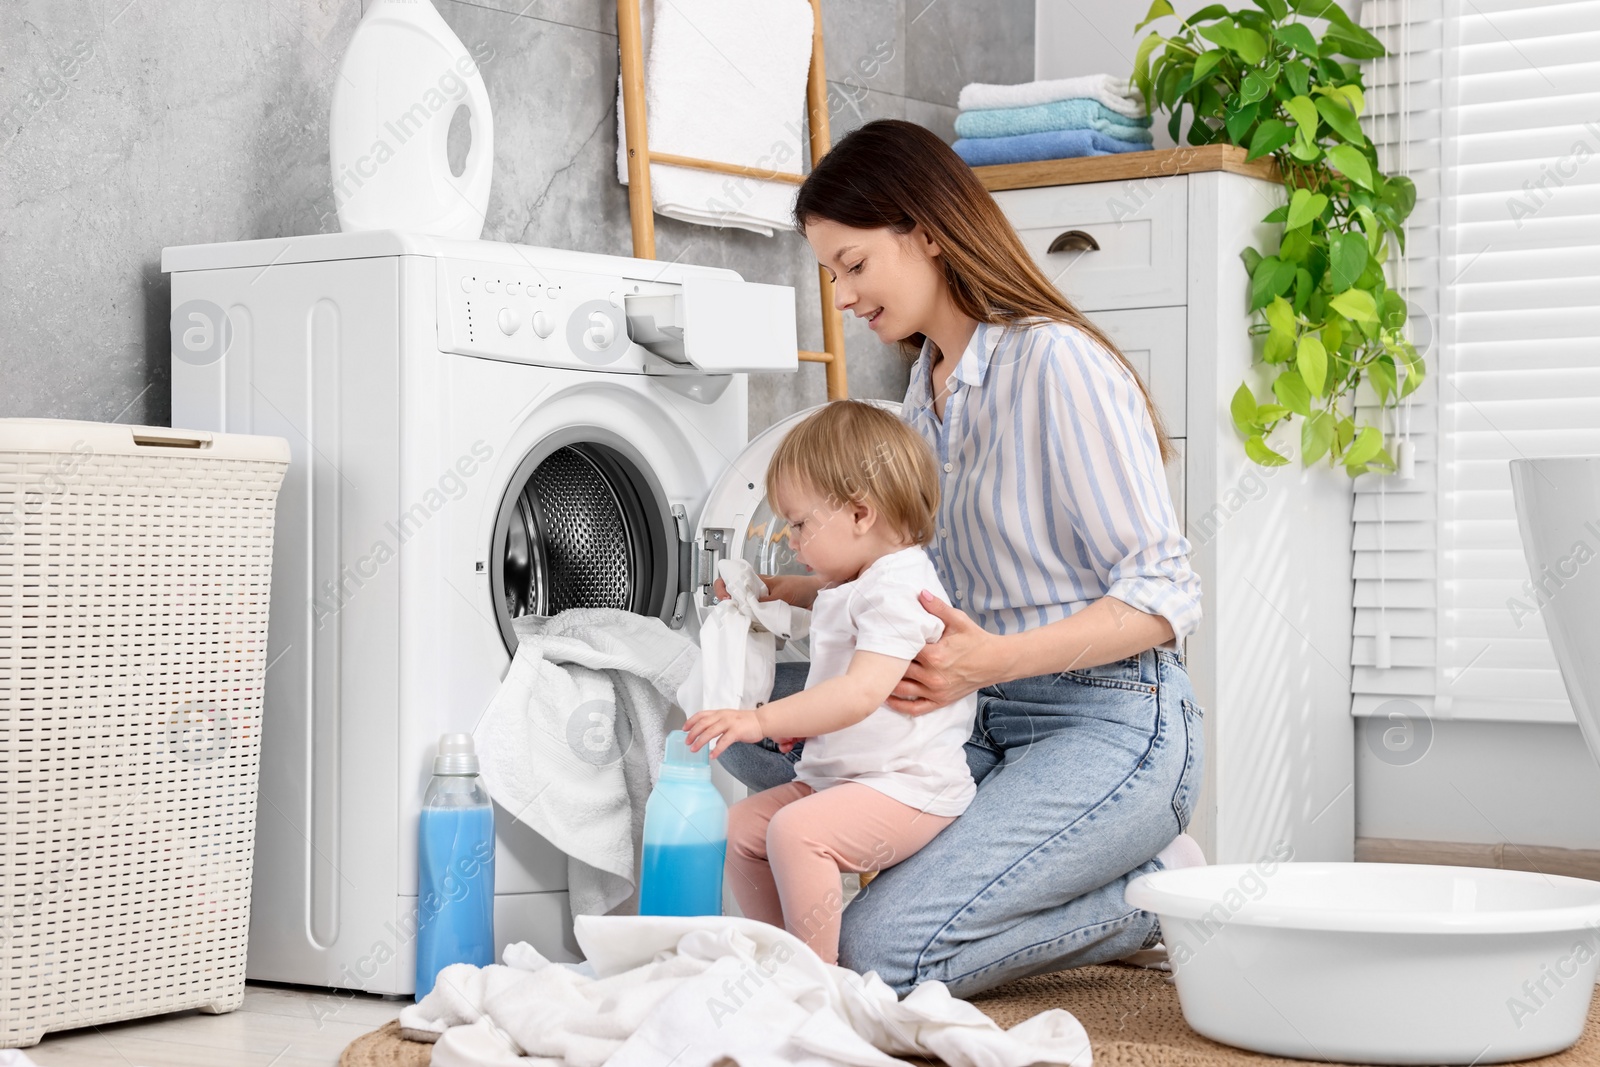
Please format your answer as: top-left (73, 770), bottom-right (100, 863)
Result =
top-left (0, 0), bottom-right (1032, 436)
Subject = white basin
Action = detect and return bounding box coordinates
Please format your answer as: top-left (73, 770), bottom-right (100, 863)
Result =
top-left (1510, 456), bottom-right (1600, 772)
top-left (1125, 862), bottom-right (1600, 1063)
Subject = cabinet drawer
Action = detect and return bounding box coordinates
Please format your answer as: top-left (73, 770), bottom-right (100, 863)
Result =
top-left (1086, 306), bottom-right (1186, 439)
top-left (993, 178), bottom-right (1187, 312)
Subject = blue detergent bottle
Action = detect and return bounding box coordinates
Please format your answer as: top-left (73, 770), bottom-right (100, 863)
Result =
top-left (637, 730), bottom-right (728, 916)
top-left (415, 733), bottom-right (495, 999)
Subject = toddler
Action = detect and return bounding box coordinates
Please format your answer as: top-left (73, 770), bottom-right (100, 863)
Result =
top-left (684, 400), bottom-right (977, 966)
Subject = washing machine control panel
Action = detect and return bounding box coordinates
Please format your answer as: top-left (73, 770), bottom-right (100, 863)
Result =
top-left (438, 259), bottom-right (647, 372)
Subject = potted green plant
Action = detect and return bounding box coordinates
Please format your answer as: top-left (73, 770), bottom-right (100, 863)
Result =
top-left (1133, 0), bottom-right (1423, 477)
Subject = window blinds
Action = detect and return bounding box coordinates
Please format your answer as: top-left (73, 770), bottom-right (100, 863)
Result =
top-left (1352, 0), bottom-right (1444, 720)
top-left (1356, 0), bottom-right (1600, 723)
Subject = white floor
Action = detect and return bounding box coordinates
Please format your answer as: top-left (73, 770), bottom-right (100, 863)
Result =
top-left (21, 984), bottom-right (406, 1067)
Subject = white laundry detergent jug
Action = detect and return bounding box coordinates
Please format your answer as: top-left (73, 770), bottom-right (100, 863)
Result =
top-left (328, 0), bottom-right (494, 238)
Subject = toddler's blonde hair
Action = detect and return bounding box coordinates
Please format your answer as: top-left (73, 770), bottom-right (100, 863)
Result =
top-left (765, 400), bottom-right (939, 547)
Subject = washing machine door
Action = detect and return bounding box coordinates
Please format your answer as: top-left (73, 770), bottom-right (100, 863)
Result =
top-left (691, 399), bottom-right (904, 641)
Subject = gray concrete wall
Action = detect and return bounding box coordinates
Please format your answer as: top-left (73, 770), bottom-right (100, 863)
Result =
top-left (0, 0), bottom-right (1033, 435)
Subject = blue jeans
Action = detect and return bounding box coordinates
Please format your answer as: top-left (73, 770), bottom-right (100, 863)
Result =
top-left (716, 646), bottom-right (1204, 998)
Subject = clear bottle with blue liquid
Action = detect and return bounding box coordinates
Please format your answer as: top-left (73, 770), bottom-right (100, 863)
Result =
top-left (415, 733), bottom-right (495, 999)
top-left (637, 730), bottom-right (727, 916)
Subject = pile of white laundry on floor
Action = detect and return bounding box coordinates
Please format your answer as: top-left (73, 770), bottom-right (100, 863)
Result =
top-left (400, 913), bottom-right (1093, 1067)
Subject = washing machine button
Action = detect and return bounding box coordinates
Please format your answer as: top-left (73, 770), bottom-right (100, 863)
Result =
top-left (498, 307), bottom-right (521, 336)
top-left (583, 310), bottom-right (616, 350)
top-left (460, 276), bottom-right (477, 294)
top-left (505, 281), bottom-right (521, 296)
top-left (531, 311), bottom-right (554, 338)
top-left (484, 279), bottom-right (500, 294)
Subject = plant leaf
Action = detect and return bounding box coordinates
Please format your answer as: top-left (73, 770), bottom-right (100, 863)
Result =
top-left (1337, 82), bottom-right (1366, 116)
top-left (1302, 410), bottom-right (1335, 463)
top-left (1382, 174), bottom-right (1417, 221)
top-left (1297, 334), bottom-right (1328, 395)
top-left (1246, 434), bottom-right (1290, 466)
top-left (1287, 138), bottom-right (1323, 163)
top-left (1231, 382), bottom-right (1259, 434)
top-left (1246, 118), bottom-right (1294, 160)
top-left (1288, 0), bottom-right (1365, 39)
top-left (1329, 230), bottom-right (1368, 290)
top-left (1284, 61), bottom-right (1311, 97)
top-left (1321, 26), bottom-right (1387, 60)
top-left (1274, 369), bottom-right (1312, 416)
top-left (1134, 32), bottom-right (1164, 109)
top-left (1315, 93), bottom-right (1366, 144)
top-left (1225, 99), bottom-right (1261, 142)
top-left (1238, 69), bottom-right (1272, 105)
top-left (1264, 329), bottom-right (1295, 362)
top-left (1232, 26), bottom-right (1269, 64)
top-left (1286, 187), bottom-right (1329, 229)
top-left (1325, 143), bottom-right (1373, 190)
top-left (1264, 295), bottom-right (1296, 337)
top-left (1199, 20), bottom-right (1268, 64)
top-left (1273, 22), bottom-right (1319, 56)
top-left (1330, 288), bottom-right (1379, 323)
top-left (1196, 21), bottom-right (1238, 53)
top-left (1292, 266), bottom-right (1315, 314)
top-left (1343, 424), bottom-right (1383, 467)
top-left (1284, 94), bottom-right (1319, 140)
top-left (1368, 354), bottom-right (1397, 403)
top-left (1241, 246), bottom-right (1264, 275)
top-left (1251, 0), bottom-right (1290, 19)
top-left (1135, 0), bottom-right (1177, 32)
top-left (1191, 48), bottom-right (1227, 86)
top-left (1250, 255), bottom-right (1297, 310)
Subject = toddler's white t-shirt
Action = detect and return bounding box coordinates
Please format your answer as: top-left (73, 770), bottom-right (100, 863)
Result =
top-left (792, 546), bottom-right (978, 817)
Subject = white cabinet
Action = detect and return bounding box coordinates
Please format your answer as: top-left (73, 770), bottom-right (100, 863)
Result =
top-left (990, 159), bottom-right (1355, 866)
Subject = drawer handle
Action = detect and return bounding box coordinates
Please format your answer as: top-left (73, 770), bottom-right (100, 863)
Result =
top-left (1047, 229), bottom-right (1101, 254)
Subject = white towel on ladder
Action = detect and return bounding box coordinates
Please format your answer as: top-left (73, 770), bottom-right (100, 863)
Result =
top-left (615, 0), bottom-right (816, 237)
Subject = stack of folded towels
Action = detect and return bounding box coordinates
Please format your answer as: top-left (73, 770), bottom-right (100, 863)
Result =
top-left (952, 73), bottom-right (1154, 168)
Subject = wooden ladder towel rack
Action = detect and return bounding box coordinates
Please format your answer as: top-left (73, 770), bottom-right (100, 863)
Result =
top-left (616, 0), bottom-right (848, 400)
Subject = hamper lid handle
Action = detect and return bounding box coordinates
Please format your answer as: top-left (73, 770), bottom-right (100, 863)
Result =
top-left (131, 428), bottom-right (213, 449)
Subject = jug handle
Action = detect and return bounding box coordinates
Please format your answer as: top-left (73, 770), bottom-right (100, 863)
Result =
top-left (437, 71), bottom-right (494, 203)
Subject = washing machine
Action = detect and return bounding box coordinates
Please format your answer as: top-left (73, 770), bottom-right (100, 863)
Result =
top-left (164, 230), bottom-right (820, 994)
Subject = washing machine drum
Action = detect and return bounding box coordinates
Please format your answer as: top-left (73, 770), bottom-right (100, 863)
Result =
top-left (490, 438), bottom-right (673, 655)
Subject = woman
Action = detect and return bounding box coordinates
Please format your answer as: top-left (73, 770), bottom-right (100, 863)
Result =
top-left (714, 119), bottom-right (1207, 999)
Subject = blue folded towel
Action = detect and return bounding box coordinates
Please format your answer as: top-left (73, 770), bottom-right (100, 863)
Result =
top-left (954, 98), bottom-right (1153, 141)
top-left (952, 128), bottom-right (1151, 168)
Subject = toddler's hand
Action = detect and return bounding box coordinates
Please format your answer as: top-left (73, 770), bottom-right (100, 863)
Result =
top-left (774, 737), bottom-right (802, 754)
top-left (683, 707), bottom-right (765, 759)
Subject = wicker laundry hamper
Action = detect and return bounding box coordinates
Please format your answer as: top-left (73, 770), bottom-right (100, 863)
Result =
top-left (0, 419), bottom-right (290, 1047)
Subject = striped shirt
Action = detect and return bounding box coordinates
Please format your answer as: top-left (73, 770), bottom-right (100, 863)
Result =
top-left (898, 317), bottom-right (1202, 648)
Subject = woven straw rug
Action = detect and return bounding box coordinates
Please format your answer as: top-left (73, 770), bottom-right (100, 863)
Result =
top-left (338, 962), bottom-right (1600, 1067)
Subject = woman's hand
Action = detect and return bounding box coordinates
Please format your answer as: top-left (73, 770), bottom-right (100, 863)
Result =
top-left (712, 572), bottom-right (825, 610)
top-left (885, 591), bottom-right (1006, 715)
top-left (683, 707), bottom-right (765, 759)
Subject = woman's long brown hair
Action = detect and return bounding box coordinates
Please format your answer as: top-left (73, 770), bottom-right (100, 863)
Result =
top-left (793, 119), bottom-right (1176, 466)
